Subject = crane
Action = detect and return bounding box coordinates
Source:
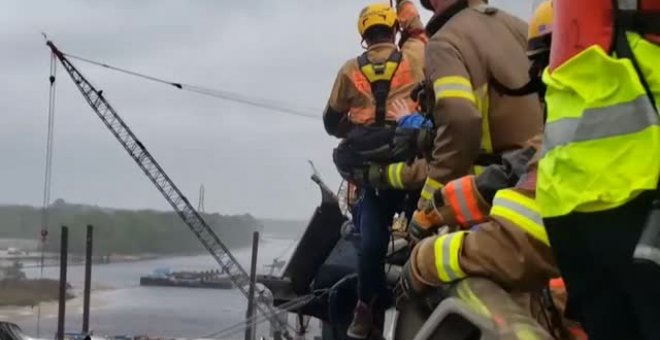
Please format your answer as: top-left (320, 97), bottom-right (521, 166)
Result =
top-left (45, 40), bottom-right (295, 335)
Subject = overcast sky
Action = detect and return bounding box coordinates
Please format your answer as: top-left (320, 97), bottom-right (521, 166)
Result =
top-left (1, 0), bottom-right (533, 220)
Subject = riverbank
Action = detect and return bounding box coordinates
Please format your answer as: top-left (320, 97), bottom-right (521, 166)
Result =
top-left (4, 237), bottom-right (301, 338)
top-left (0, 279), bottom-right (73, 307)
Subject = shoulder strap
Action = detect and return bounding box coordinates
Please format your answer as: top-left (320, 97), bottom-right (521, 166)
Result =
top-left (357, 50), bottom-right (403, 126)
top-left (613, 5), bottom-right (660, 109)
top-left (425, 1), bottom-right (469, 36)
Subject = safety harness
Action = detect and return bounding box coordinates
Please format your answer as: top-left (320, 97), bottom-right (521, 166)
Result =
top-left (357, 50), bottom-right (403, 126)
top-left (333, 50), bottom-right (418, 186)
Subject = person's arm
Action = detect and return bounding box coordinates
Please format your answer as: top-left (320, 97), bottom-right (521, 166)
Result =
top-left (323, 67), bottom-right (353, 138)
top-left (419, 37), bottom-right (483, 203)
top-left (397, 0), bottom-right (428, 47)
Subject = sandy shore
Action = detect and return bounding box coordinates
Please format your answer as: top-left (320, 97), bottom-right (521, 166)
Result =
top-left (0, 290), bottom-right (107, 325)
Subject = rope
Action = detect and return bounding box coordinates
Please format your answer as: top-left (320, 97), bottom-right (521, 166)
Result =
top-left (201, 290), bottom-right (325, 339)
top-left (36, 51), bottom-right (58, 337)
top-left (63, 52), bottom-right (322, 120)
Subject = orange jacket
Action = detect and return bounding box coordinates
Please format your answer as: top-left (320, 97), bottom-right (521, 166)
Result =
top-left (323, 1), bottom-right (427, 137)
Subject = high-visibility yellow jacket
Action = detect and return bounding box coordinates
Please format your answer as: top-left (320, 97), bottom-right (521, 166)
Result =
top-left (537, 33), bottom-right (660, 218)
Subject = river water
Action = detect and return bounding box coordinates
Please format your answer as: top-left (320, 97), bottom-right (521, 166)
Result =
top-left (6, 234), bottom-right (307, 339)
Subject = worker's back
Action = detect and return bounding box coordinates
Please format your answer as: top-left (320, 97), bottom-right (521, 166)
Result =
top-left (431, 6), bottom-right (543, 153)
top-left (330, 39), bottom-right (425, 127)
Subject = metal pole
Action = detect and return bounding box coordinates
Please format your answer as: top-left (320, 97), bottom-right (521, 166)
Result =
top-left (82, 225), bottom-right (94, 333)
top-left (56, 226), bottom-right (68, 340)
top-left (245, 232), bottom-right (259, 340)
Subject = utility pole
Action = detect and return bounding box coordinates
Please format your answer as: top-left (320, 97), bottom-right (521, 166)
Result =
top-left (245, 232), bottom-right (259, 340)
top-left (82, 225), bottom-right (94, 333)
top-left (56, 226), bottom-right (69, 340)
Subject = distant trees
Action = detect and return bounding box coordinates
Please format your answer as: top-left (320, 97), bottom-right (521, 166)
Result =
top-left (0, 200), bottom-right (262, 255)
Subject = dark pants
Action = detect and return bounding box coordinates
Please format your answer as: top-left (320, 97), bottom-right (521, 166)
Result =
top-left (545, 192), bottom-right (660, 340)
top-left (357, 188), bottom-right (407, 303)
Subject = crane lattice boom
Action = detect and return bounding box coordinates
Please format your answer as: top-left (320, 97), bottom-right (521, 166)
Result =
top-left (45, 40), bottom-right (289, 332)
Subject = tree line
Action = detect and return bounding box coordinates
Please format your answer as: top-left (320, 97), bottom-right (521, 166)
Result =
top-left (0, 199), bottom-right (262, 255)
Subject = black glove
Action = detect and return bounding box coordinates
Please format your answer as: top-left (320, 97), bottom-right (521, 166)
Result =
top-left (410, 81), bottom-right (432, 116)
top-left (501, 146), bottom-right (536, 182)
top-left (392, 127), bottom-right (433, 163)
top-left (394, 260), bottom-right (419, 309)
top-left (474, 146), bottom-right (537, 203)
top-left (347, 164), bottom-right (386, 188)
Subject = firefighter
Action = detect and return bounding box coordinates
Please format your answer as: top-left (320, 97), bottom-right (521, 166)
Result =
top-left (394, 2), bottom-right (590, 338)
top-left (322, 2), bottom-right (428, 338)
top-left (406, 0), bottom-right (543, 209)
top-left (538, 0), bottom-right (660, 339)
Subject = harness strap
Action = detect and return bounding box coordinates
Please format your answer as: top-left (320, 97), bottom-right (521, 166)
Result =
top-left (613, 3), bottom-right (660, 109)
top-left (357, 50), bottom-right (403, 126)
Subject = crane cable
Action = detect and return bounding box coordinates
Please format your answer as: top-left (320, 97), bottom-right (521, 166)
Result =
top-left (62, 52), bottom-right (322, 120)
top-left (36, 51), bottom-right (58, 338)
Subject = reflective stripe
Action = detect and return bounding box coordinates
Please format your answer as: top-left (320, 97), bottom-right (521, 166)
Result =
top-left (387, 162), bottom-right (405, 189)
top-left (456, 281), bottom-right (491, 317)
top-left (436, 90), bottom-right (477, 103)
top-left (618, 0), bottom-right (636, 10)
top-left (433, 231), bottom-right (468, 282)
top-left (543, 95), bottom-right (659, 154)
top-left (491, 189), bottom-right (549, 246)
top-left (433, 76), bottom-right (476, 104)
top-left (634, 245), bottom-right (660, 265)
top-left (421, 177), bottom-right (443, 200)
top-left (444, 177), bottom-right (483, 226)
top-left (434, 84), bottom-right (473, 93)
top-left (474, 84), bottom-right (493, 154)
top-left (434, 76), bottom-right (472, 88)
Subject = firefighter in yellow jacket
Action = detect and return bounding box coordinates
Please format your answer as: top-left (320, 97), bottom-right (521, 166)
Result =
top-left (538, 0), bottom-right (660, 338)
top-left (393, 3), bottom-right (588, 338)
top-left (322, 2), bottom-right (428, 338)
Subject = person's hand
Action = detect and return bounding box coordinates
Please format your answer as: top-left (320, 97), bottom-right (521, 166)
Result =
top-left (389, 98), bottom-right (412, 121)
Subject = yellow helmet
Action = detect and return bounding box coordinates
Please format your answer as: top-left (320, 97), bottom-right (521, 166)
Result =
top-left (527, 0), bottom-right (553, 57)
top-left (357, 3), bottom-right (397, 37)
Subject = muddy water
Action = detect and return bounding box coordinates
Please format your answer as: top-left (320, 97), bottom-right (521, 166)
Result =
top-left (2, 234), bottom-right (309, 339)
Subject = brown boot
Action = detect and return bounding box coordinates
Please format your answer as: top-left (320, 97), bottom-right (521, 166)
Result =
top-left (346, 300), bottom-right (372, 339)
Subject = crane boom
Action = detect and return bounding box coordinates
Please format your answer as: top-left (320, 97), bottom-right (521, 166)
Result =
top-left (45, 40), bottom-right (290, 332)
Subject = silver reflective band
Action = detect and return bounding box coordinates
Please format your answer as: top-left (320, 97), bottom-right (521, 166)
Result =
top-left (618, 0), bottom-right (637, 10)
top-left (434, 83), bottom-right (473, 94)
top-left (634, 245), bottom-right (660, 266)
top-left (442, 233), bottom-right (461, 280)
top-left (453, 180), bottom-right (478, 223)
top-left (543, 95), bottom-right (659, 154)
top-left (492, 196), bottom-right (544, 227)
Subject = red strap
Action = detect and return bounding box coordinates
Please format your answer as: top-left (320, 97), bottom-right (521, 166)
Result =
top-left (549, 278), bottom-right (565, 289)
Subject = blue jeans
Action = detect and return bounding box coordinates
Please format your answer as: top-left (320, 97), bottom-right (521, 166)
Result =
top-left (357, 188), bottom-right (406, 303)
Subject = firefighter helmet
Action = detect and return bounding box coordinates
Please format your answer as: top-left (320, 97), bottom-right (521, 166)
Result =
top-left (357, 3), bottom-right (397, 37)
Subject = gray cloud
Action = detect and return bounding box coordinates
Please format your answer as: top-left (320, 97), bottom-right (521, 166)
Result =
top-left (0, 0), bottom-right (533, 219)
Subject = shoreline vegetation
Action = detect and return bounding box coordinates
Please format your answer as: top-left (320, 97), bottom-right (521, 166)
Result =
top-left (0, 279), bottom-right (73, 307)
top-left (0, 199), bottom-right (263, 256)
